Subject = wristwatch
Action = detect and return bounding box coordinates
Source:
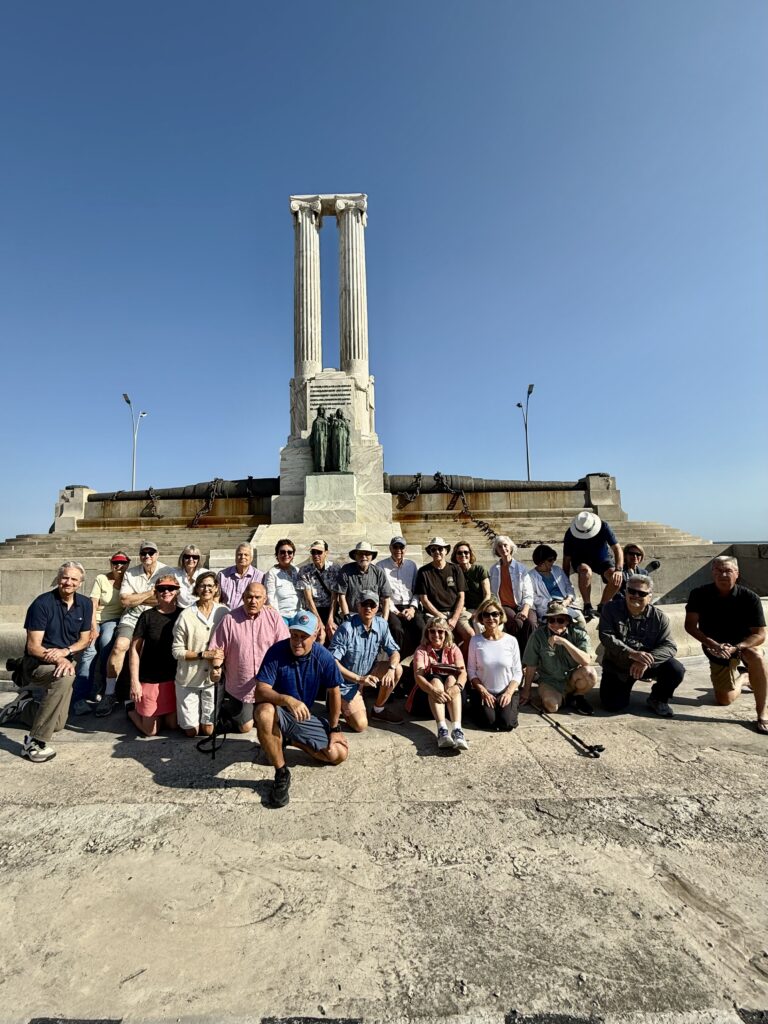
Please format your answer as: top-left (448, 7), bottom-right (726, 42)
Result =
top-left (329, 724), bottom-right (342, 733)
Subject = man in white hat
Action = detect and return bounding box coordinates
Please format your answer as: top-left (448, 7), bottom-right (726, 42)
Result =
top-left (561, 512), bottom-right (623, 622)
top-left (415, 537), bottom-right (466, 633)
top-left (334, 541), bottom-right (392, 621)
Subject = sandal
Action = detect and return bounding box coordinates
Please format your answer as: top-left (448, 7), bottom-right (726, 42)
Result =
top-left (755, 720), bottom-right (768, 735)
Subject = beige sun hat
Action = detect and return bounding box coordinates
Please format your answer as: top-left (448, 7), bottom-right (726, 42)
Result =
top-left (425, 536), bottom-right (451, 553)
top-left (349, 540), bottom-right (378, 559)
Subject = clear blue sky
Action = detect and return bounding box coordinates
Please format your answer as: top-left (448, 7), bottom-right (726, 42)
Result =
top-left (1, 0), bottom-right (766, 543)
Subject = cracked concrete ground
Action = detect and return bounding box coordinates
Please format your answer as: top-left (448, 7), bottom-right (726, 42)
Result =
top-left (0, 655), bottom-right (766, 1023)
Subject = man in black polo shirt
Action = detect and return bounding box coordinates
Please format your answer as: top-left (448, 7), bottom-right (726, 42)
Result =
top-left (685, 555), bottom-right (767, 734)
top-left (415, 537), bottom-right (466, 633)
top-left (12, 561), bottom-right (93, 762)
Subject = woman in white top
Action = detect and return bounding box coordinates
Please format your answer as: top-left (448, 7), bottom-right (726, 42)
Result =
top-left (467, 597), bottom-right (523, 731)
top-left (171, 572), bottom-right (227, 737)
top-left (264, 538), bottom-right (302, 623)
top-left (175, 545), bottom-right (206, 608)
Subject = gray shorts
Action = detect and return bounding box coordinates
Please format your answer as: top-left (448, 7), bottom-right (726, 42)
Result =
top-left (276, 706), bottom-right (331, 752)
top-left (223, 694), bottom-right (255, 730)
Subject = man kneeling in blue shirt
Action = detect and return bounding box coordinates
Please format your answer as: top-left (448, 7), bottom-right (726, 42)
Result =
top-left (254, 610), bottom-right (349, 808)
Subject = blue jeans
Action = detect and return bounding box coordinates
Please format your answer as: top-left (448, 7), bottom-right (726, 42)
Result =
top-left (72, 619), bottom-right (119, 703)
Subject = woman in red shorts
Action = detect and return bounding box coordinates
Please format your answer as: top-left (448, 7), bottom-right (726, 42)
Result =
top-left (128, 573), bottom-right (182, 736)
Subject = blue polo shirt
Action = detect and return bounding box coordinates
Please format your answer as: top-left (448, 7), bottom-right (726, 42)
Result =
top-left (257, 638), bottom-right (341, 706)
top-left (329, 614), bottom-right (399, 677)
top-left (24, 590), bottom-right (93, 652)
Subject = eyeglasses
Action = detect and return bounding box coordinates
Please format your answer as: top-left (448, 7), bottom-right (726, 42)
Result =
top-left (391, 544), bottom-right (405, 549)
top-left (182, 554), bottom-right (200, 561)
top-left (481, 611), bottom-right (501, 619)
top-left (156, 585), bottom-right (179, 594)
top-left (278, 549), bottom-right (294, 556)
top-left (427, 629), bottom-right (447, 635)
top-left (627, 588), bottom-right (650, 598)
top-left (197, 583), bottom-right (216, 590)
top-left (455, 550), bottom-right (470, 557)
top-left (140, 550), bottom-right (155, 557)
top-left (360, 601), bottom-right (377, 608)
top-left (625, 551), bottom-right (643, 558)
top-left (548, 616), bottom-right (570, 625)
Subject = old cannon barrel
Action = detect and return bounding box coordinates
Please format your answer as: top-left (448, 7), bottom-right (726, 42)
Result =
top-left (88, 478), bottom-right (280, 502)
top-left (383, 474), bottom-right (582, 493)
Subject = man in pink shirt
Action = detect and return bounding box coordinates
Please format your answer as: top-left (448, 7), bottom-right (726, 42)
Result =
top-left (209, 582), bottom-right (289, 733)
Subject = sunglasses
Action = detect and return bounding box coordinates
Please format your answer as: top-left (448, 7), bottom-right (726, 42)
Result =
top-left (428, 629), bottom-right (447, 635)
top-left (156, 585), bottom-right (179, 594)
top-left (360, 601), bottom-right (377, 608)
top-left (455, 550), bottom-right (470, 557)
top-left (481, 611), bottom-right (501, 619)
top-left (548, 616), bottom-right (570, 625)
top-left (625, 551), bottom-right (643, 558)
top-left (110, 560), bottom-right (128, 567)
top-left (627, 588), bottom-right (650, 598)
top-left (182, 554), bottom-right (200, 561)
top-left (140, 550), bottom-right (156, 557)
top-left (278, 549), bottom-right (295, 556)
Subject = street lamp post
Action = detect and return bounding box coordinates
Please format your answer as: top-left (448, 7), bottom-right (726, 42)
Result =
top-left (516, 383), bottom-right (535, 482)
top-left (122, 393), bottom-right (147, 491)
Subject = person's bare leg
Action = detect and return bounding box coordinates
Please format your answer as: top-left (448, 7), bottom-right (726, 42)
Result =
top-left (128, 709), bottom-right (159, 736)
top-left (372, 663), bottom-right (403, 708)
top-left (293, 735), bottom-right (349, 765)
top-left (742, 648), bottom-right (767, 722)
top-left (254, 704), bottom-right (285, 768)
top-left (569, 666), bottom-right (598, 695)
top-left (107, 637), bottom-right (130, 684)
top-left (237, 720), bottom-right (254, 734)
top-left (600, 569), bottom-right (621, 605)
top-left (427, 681), bottom-right (448, 729)
top-left (577, 565), bottom-right (593, 605)
top-left (538, 683), bottom-right (563, 713)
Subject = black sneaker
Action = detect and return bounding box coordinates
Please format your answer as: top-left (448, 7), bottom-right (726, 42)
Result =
top-left (583, 604), bottom-right (596, 622)
top-left (269, 767), bottom-right (291, 808)
top-left (567, 693), bottom-right (594, 716)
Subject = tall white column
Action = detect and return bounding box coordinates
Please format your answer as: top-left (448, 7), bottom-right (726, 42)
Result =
top-left (337, 195), bottom-right (369, 380)
top-left (290, 197), bottom-right (322, 379)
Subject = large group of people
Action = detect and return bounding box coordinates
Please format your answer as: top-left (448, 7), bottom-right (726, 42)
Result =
top-left (2, 513), bottom-right (765, 809)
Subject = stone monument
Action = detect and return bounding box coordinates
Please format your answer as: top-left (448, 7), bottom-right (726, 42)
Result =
top-left (252, 194), bottom-right (399, 564)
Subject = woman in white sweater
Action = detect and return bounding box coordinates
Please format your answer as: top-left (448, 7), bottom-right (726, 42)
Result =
top-left (171, 572), bottom-right (228, 737)
top-left (467, 597), bottom-right (523, 732)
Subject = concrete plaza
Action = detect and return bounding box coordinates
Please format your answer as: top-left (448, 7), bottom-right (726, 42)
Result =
top-left (0, 656), bottom-right (766, 1024)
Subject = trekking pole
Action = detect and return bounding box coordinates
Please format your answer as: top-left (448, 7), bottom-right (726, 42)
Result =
top-left (531, 702), bottom-right (605, 758)
top-left (196, 678), bottom-right (227, 761)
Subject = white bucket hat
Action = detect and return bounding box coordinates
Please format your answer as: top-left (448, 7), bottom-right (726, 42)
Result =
top-left (569, 511), bottom-right (602, 540)
top-left (425, 536), bottom-right (451, 553)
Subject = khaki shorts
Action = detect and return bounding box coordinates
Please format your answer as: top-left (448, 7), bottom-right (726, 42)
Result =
top-left (341, 690), bottom-right (366, 721)
top-left (708, 649), bottom-right (764, 695)
top-left (175, 683), bottom-right (215, 729)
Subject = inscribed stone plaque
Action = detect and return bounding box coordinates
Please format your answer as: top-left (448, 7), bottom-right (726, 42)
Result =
top-left (308, 380), bottom-right (353, 412)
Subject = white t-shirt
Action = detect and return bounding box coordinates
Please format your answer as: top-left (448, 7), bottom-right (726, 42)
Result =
top-left (467, 634), bottom-right (522, 695)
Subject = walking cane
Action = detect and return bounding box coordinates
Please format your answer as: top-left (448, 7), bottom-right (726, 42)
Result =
top-left (531, 701), bottom-right (605, 758)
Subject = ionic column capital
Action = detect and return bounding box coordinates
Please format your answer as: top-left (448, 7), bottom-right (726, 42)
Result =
top-left (335, 196), bottom-right (367, 226)
top-left (290, 197), bottom-right (323, 225)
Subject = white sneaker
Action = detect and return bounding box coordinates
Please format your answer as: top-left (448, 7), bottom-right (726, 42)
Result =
top-left (21, 735), bottom-right (56, 763)
top-left (451, 727), bottom-right (469, 750)
top-left (437, 726), bottom-right (455, 749)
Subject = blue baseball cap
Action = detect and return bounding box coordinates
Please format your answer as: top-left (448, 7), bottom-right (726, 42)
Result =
top-left (287, 610), bottom-right (318, 636)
